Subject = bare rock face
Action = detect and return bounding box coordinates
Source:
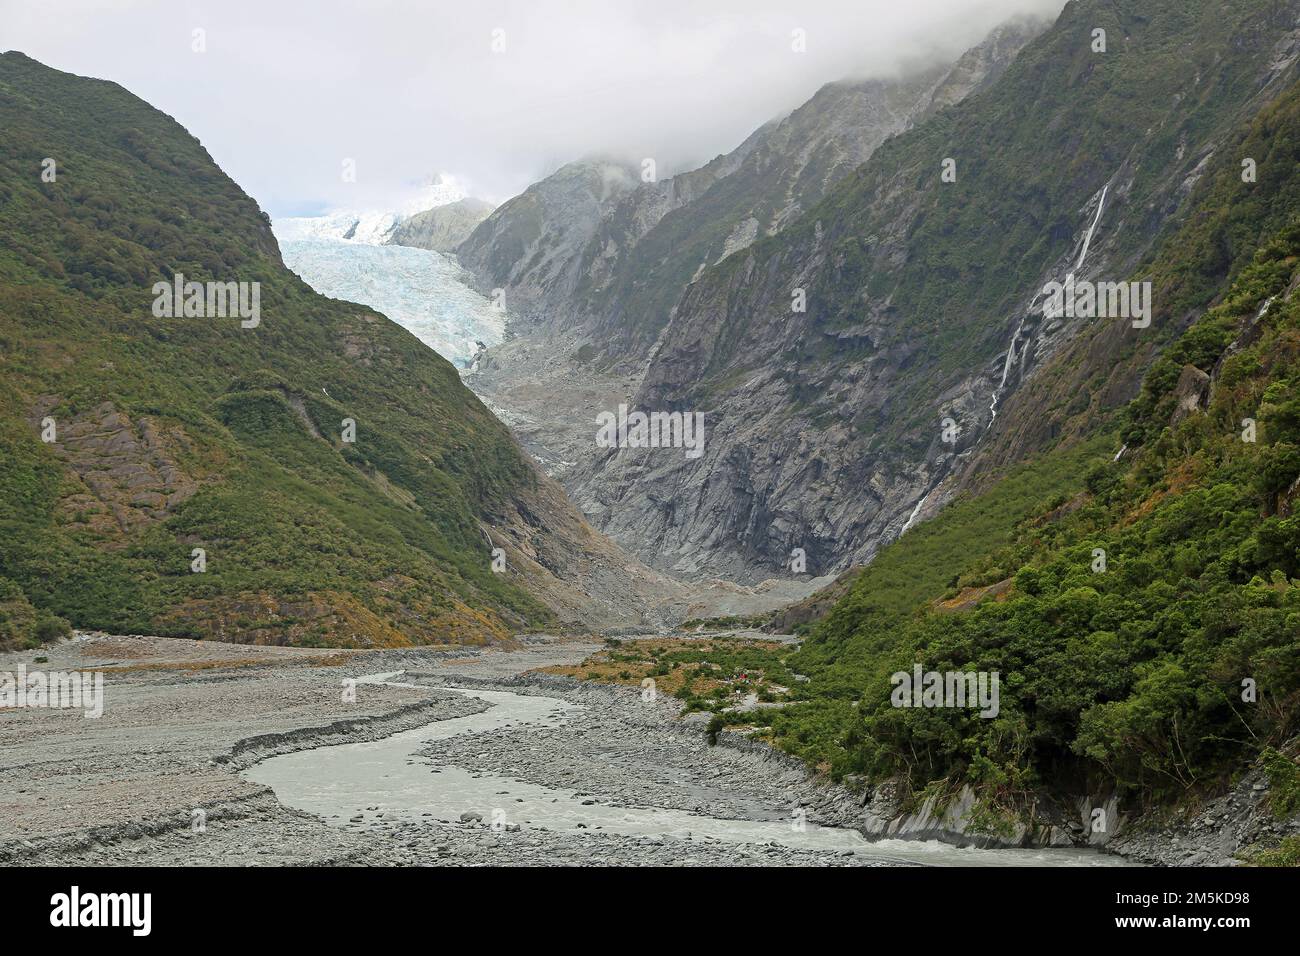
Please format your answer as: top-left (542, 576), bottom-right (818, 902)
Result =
top-left (387, 197), bottom-right (495, 252)
top-left (1170, 364), bottom-right (1212, 427)
top-left (455, 159), bottom-right (640, 316)
top-left (462, 18), bottom-right (1050, 582)
top-left (563, 254), bottom-right (996, 581)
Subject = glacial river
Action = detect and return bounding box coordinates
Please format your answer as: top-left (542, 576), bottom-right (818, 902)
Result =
top-left (244, 673), bottom-right (1128, 867)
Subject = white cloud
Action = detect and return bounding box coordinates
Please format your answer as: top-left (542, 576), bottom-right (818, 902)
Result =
top-left (4, 0), bottom-right (1066, 214)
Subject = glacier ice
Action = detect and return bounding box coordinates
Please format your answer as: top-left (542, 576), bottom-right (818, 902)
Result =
top-left (276, 236), bottom-right (503, 368)
top-left (272, 179), bottom-right (502, 369)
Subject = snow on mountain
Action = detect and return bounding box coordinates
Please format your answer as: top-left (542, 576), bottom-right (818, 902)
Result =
top-left (275, 175), bottom-right (469, 244)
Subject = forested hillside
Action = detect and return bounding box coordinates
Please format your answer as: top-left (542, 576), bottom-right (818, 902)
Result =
top-left (736, 83), bottom-right (1300, 831)
top-left (0, 52), bottom-right (640, 648)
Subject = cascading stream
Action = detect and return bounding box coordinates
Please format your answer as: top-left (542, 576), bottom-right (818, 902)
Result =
top-left (902, 183), bottom-right (1111, 538)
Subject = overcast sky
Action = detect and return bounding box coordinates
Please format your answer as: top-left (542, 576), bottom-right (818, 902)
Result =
top-left (4, 0), bottom-right (1065, 216)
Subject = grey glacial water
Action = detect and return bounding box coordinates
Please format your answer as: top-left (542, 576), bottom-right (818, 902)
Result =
top-left (244, 673), bottom-right (1124, 867)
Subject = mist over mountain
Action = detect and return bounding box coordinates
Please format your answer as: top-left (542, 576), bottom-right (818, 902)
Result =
top-left (458, 13), bottom-right (1053, 578)
top-left (1, 0), bottom-right (1067, 212)
top-left (5, 0), bottom-right (1300, 879)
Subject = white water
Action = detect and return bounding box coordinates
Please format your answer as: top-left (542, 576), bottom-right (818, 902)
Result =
top-left (1071, 185), bottom-right (1109, 279)
top-left (899, 488), bottom-right (931, 535)
top-left (1255, 294), bottom-right (1277, 321)
top-left (989, 314), bottom-right (1029, 423)
top-left (988, 183), bottom-right (1110, 425)
top-left (244, 673), bottom-right (1126, 867)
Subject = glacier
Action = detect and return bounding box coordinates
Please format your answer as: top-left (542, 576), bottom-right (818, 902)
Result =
top-left (273, 178), bottom-right (502, 368)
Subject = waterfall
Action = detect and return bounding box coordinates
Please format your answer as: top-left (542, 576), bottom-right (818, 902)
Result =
top-left (899, 488), bottom-right (931, 534)
top-left (988, 315), bottom-right (1027, 422)
top-left (1071, 184), bottom-right (1108, 279)
top-left (904, 183), bottom-right (1113, 539)
top-left (989, 184), bottom-right (1109, 424)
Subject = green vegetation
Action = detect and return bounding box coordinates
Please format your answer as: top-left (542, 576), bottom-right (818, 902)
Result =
top-left (0, 53), bottom-right (554, 646)
top-left (546, 636), bottom-right (795, 714)
top-left (770, 225), bottom-right (1300, 811)
top-left (671, 0), bottom-right (1298, 453)
top-left (1245, 834), bottom-right (1300, 866)
top-left (807, 435), bottom-right (1112, 631)
top-left (1263, 747), bottom-right (1300, 820)
top-left (569, 217), bottom-right (1300, 826)
top-left (0, 576), bottom-right (69, 650)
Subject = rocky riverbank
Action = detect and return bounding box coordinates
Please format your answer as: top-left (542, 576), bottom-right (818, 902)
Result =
top-left (0, 632), bottom-right (903, 866)
top-left (411, 671), bottom-right (838, 823)
top-left (8, 631), bottom-right (1280, 867)
top-left (427, 667), bottom-right (1294, 867)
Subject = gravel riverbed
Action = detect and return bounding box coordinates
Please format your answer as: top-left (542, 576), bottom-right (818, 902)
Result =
top-left (1, 632), bottom-right (905, 866)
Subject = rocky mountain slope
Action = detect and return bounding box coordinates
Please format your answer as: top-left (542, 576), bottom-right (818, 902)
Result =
top-left (567, 0), bottom-right (1300, 582)
top-left (576, 14), bottom-right (1051, 362)
top-left (761, 203), bottom-right (1300, 855)
top-left (387, 196), bottom-right (495, 253)
top-left (456, 159), bottom-right (641, 317)
top-left (0, 52), bottom-right (681, 649)
top-left (460, 16), bottom-right (1046, 353)
top-left (943, 13), bottom-right (1300, 502)
top-left (459, 15), bottom-right (1050, 577)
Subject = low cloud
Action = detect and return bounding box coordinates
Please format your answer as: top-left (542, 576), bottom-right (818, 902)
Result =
top-left (7, 0), bottom-right (1066, 213)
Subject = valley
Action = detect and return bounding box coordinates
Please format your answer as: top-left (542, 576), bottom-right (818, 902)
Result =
top-left (1, 631), bottom-right (1123, 867)
top-left (4, 0), bottom-right (1300, 875)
